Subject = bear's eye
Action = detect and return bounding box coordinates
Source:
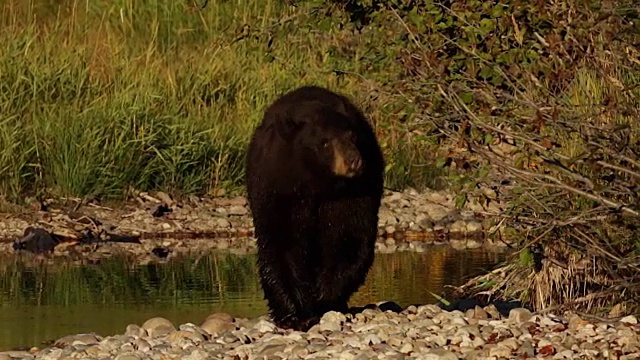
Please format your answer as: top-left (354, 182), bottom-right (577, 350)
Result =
top-left (322, 139), bottom-right (330, 148)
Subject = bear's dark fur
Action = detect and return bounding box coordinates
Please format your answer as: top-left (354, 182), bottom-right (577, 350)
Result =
top-left (245, 85), bottom-right (385, 331)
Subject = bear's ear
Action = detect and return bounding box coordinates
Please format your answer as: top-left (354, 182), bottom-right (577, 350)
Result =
top-left (275, 110), bottom-right (305, 138)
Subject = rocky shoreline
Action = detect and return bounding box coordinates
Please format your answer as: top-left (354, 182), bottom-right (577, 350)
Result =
top-left (3, 303), bottom-right (639, 360)
top-left (0, 190), bottom-right (552, 360)
top-left (0, 188), bottom-right (510, 263)
top-left (2, 190), bottom-right (640, 359)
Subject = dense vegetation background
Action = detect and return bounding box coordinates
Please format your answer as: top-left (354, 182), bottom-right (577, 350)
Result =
top-left (1, 0), bottom-right (639, 316)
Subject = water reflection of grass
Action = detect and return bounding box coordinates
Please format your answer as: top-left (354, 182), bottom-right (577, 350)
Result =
top-left (0, 253), bottom-right (263, 308)
top-left (352, 247), bottom-right (506, 306)
top-left (0, 247), bottom-right (505, 309)
top-left (0, 247), bottom-right (506, 351)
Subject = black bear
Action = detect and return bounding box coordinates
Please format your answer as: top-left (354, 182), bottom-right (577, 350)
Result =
top-left (245, 85), bottom-right (385, 331)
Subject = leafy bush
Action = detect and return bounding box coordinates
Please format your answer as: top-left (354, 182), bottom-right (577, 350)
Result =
top-left (315, 0), bottom-right (640, 315)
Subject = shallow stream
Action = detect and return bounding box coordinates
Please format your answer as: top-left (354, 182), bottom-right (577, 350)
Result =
top-left (0, 245), bottom-right (506, 350)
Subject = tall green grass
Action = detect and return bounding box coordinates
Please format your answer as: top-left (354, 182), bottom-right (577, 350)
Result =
top-left (0, 0), bottom-right (442, 204)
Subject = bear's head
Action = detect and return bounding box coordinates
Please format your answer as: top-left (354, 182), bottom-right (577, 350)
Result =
top-left (277, 100), bottom-right (365, 179)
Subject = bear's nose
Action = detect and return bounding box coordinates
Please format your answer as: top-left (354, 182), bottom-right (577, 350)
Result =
top-left (350, 157), bottom-right (363, 173)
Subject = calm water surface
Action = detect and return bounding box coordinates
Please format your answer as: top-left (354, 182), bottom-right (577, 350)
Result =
top-left (0, 245), bottom-right (506, 350)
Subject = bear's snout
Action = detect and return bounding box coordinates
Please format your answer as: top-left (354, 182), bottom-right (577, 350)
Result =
top-left (348, 155), bottom-right (363, 175)
top-left (331, 139), bottom-right (364, 178)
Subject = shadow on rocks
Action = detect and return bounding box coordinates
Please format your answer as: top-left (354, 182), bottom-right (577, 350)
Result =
top-left (434, 297), bottom-right (530, 318)
top-left (349, 298), bottom-right (529, 319)
top-left (348, 301), bottom-right (404, 315)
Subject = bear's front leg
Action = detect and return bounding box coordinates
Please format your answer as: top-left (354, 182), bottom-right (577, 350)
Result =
top-left (256, 251), bottom-right (319, 331)
top-left (316, 232), bottom-right (375, 310)
top-left (280, 200), bottom-right (324, 331)
top-left (316, 197), bottom-right (379, 312)
top-left (254, 198), bottom-right (323, 332)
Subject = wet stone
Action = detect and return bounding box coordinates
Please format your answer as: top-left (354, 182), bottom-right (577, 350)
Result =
top-left (141, 317), bottom-right (176, 338)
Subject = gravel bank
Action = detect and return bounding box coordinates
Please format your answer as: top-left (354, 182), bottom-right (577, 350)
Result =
top-left (3, 304), bottom-right (639, 359)
top-left (0, 188), bottom-right (508, 262)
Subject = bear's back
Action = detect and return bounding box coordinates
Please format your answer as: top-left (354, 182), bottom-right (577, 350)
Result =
top-left (261, 86), bottom-right (365, 129)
